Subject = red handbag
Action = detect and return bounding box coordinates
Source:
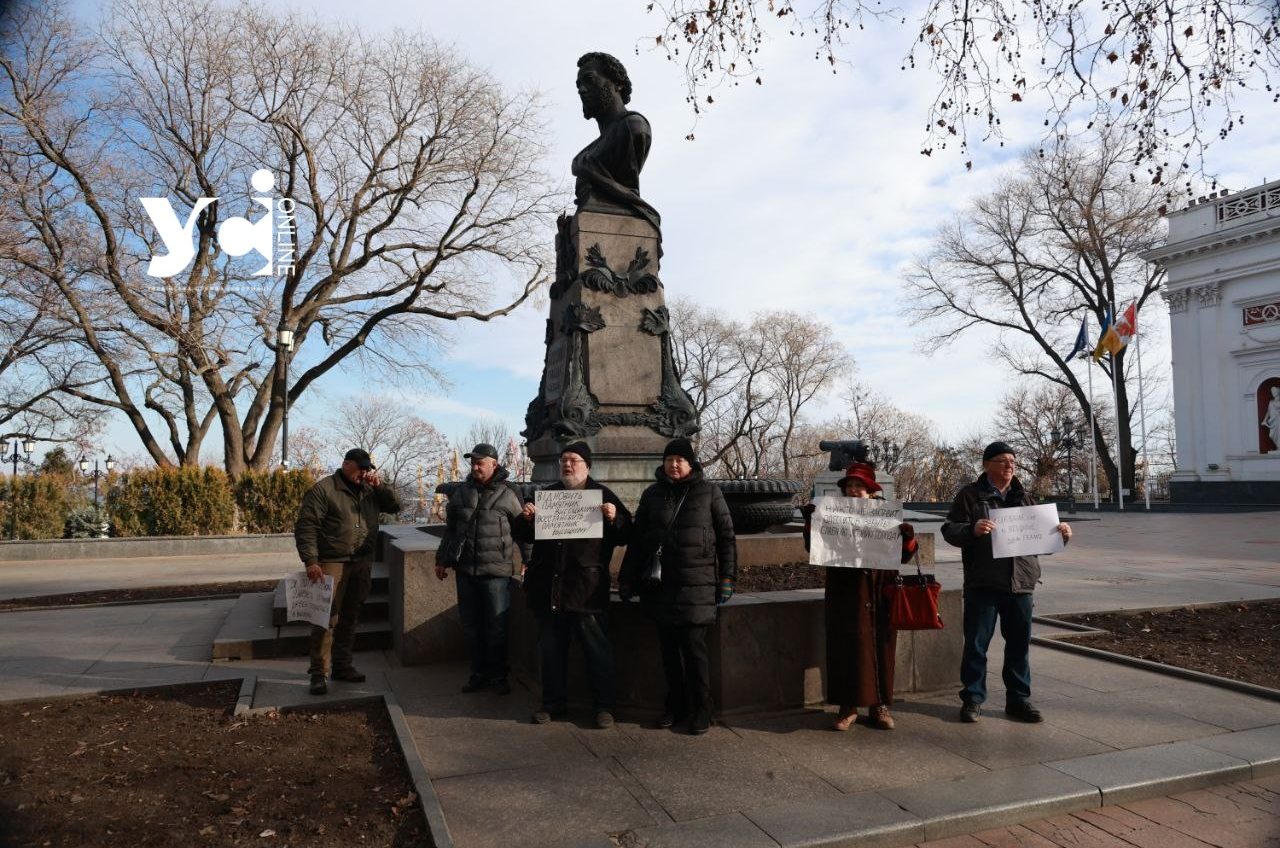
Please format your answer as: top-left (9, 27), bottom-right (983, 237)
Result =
top-left (883, 554), bottom-right (943, 630)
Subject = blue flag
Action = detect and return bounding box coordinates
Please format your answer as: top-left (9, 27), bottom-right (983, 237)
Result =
top-left (1064, 314), bottom-right (1089, 361)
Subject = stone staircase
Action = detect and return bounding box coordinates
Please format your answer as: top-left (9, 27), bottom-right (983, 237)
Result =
top-left (211, 562), bottom-right (392, 661)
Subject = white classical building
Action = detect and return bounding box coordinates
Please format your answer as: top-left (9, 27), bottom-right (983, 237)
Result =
top-left (1143, 179), bottom-right (1280, 503)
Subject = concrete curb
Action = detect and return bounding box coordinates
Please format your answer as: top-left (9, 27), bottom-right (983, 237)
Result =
top-left (1031, 619), bottom-right (1280, 703)
top-left (233, 674), bottom-right (256, 716)
top-left (0, 676), bottom-right (251, 706)
top-left (631, 728), bottom-right (1280, 848)
top-left (0, 593), bottom-right (253, 614)
top-left (0, 533), bottom-right (295, 561)
top-left (383, 689), bottom-right (454, 848)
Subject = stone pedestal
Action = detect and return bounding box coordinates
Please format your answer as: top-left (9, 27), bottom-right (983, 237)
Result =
top-left (522, 210), bottom-right (697, 509)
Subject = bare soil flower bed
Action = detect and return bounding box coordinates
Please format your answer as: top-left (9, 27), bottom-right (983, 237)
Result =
top-left (1056, 600), bottom-right (1280, 690)
top-left (735, 561), bottom-right (824, 592)
top-left (0, 681), bottom-right (431, 848)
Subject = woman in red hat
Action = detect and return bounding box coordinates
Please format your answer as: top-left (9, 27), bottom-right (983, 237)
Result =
top-left (804, 462), bottom-right (917, 732)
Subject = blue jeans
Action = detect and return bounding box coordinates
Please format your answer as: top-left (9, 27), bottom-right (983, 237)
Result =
top-left (959, 587), bottom-right (1034, 706)
top-left (536, 610), bottom-right (616, 711)
top-left (456, 573), bottom-right (513, 683)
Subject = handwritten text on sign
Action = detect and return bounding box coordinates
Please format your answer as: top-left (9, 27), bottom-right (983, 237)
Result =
top-left (809, 496), bottom-right (902, 570)
top-left (284, 572), bottom-right (335, 629)
top-left (990, 503), bottom-right (1065, 558)
top-left (535, 489), bottom-right (603, 540)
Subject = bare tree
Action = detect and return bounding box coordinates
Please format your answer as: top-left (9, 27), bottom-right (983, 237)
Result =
top-left (0, 152), bottom-right (104, 446)
top-left (904, 133), bottom-right (1165, 500)
top-left (0, 0), bottom-right (557, 475)
top-left (669, 297), bottom-right (777, 472)
top-left (764, 312), bottom-right (851, 476)
top-left (993, 381), bottom-right (1099, 497)
top-left (670, 300), bottom-right (850, 477)
top-left (824, 383), bottom-right (955, 500)
top-left (461, 418), bottom-right (519, 454)
top-left (644, 0), bottom-right (1278, 179)
top-left (326, 397), bottom-right (452, 502)
top-left (283, 425), bottom-right (330, 475)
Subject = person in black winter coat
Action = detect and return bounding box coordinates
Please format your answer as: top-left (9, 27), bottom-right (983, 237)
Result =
top-left (942, 441), bottom-right (1071, 724)
top-left (520, 442), bottom-right (632, 729)
top-left (437, 443), bottom-right (531, 695)
top-left (619, 438), bottom-right (736, 734)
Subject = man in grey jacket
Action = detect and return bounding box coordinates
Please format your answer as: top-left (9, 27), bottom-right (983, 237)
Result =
top-left (437, 443), bottom-right (531, 695)
top-left (296, 448), bottom-right (402, 695)
top-left (942, 441), bottom-right (1071, 724)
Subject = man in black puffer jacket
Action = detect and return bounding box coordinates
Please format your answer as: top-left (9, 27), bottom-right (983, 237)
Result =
top-left (519, 442), bottom-right (632, 729)
top-left (620, 438), bottom-right (736, 734)
top-left (942, 441), bottom-right (1071, 725)
top-left (437, 443), bottom-right (531, 695)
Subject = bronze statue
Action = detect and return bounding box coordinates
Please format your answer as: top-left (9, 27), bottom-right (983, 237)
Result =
top-left (572, 53), bottom-right (661, 238)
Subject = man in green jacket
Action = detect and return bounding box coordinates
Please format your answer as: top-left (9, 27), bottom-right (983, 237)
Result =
top-left (295, 448), bottom-right (402, 695)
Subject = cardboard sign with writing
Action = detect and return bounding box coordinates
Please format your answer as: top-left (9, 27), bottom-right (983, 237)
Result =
top-left (808, 496), bottom-right (903, 570)
top-left (284, 572), bottom-right (335, 630)
top-left (535, 488), bottom-right (603, 540)
top-left (990, 503), bottom-right (1065, 558)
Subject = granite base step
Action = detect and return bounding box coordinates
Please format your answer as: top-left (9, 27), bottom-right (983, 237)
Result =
top-left (212, 591), bottom-right (391, 660)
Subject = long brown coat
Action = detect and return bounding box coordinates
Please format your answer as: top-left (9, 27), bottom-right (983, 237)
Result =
top-left (805, 509), bottom-right (918, 709)
top-left (824, 568), bottom-right (898, 707)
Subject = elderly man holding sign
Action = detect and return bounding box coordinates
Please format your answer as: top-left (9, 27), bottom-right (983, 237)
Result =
top-left (520, 442), bottom-right (631, 729)
top-left (942, 441), bottom-right (1071, 724)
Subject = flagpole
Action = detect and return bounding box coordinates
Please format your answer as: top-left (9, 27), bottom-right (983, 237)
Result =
top-left (1088, 361), bottom-right (1099, 509)
top-left (1135, 319), bottom-right (1152, 509)
top-left (1112, 350), bottom-right (1124, 511)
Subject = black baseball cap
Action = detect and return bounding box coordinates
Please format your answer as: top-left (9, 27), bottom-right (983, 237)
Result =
top-left (344, 448), bottom-right (375, 470)
top-left (464, 443), bottom-right (499, 461)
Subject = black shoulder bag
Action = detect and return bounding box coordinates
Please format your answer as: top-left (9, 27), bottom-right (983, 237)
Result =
top-left (641, 488), bottom-right (689, 589)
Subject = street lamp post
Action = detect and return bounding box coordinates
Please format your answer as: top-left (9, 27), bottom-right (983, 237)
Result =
top-left (277, 327), bottom-right (295, 470)
top-left (2, 434), bottom-right (37, 540)
top-left (1052, 419), bottom-right (1078, 514)
top-left (78, 454), bottom-right (115, 513)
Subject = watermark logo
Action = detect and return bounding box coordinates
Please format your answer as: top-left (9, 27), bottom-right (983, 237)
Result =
top-left (141, 169), bottom-right (297, 277)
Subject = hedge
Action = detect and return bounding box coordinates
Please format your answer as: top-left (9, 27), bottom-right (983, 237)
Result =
top-left (0, 466), bottom-right (348, 540)
top-left (234, 468), bottom-right (317, 534)
top-left (107, 467), bottom-right (237, 537)
top-left (0, 474), bottom-right (77, 540)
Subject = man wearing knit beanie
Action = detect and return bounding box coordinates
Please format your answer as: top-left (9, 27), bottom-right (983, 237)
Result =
top-left (519, 441), bottom-right (630, 729)
top-left (561, 440), bottom-right (593, 469)
top-left (942, 441), bottom-right (1071, 725)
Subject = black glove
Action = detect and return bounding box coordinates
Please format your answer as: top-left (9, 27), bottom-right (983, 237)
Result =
top-left (617, 583), bottom-right (634, 604)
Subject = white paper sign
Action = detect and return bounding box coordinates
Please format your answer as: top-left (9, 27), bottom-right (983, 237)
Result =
top-left (808, 496), bottom-right (903, 570)
top-left (284, 572), bottom-right (335, 629)
top-left (989, 503), bottom-right (1065, 558)
top-left (534, 488), bottom-right (603, 540)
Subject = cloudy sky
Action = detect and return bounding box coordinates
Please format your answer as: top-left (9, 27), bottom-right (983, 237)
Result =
top-left (69, 0), bottom-right (1277, 461)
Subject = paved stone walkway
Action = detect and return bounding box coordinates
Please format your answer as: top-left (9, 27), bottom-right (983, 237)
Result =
top-left (1, 511), bottom-right (1277, 846)
top-left (915, 774), bottom-right (1280, 846)
top-left (0, 552), bottom-right (295, 599)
